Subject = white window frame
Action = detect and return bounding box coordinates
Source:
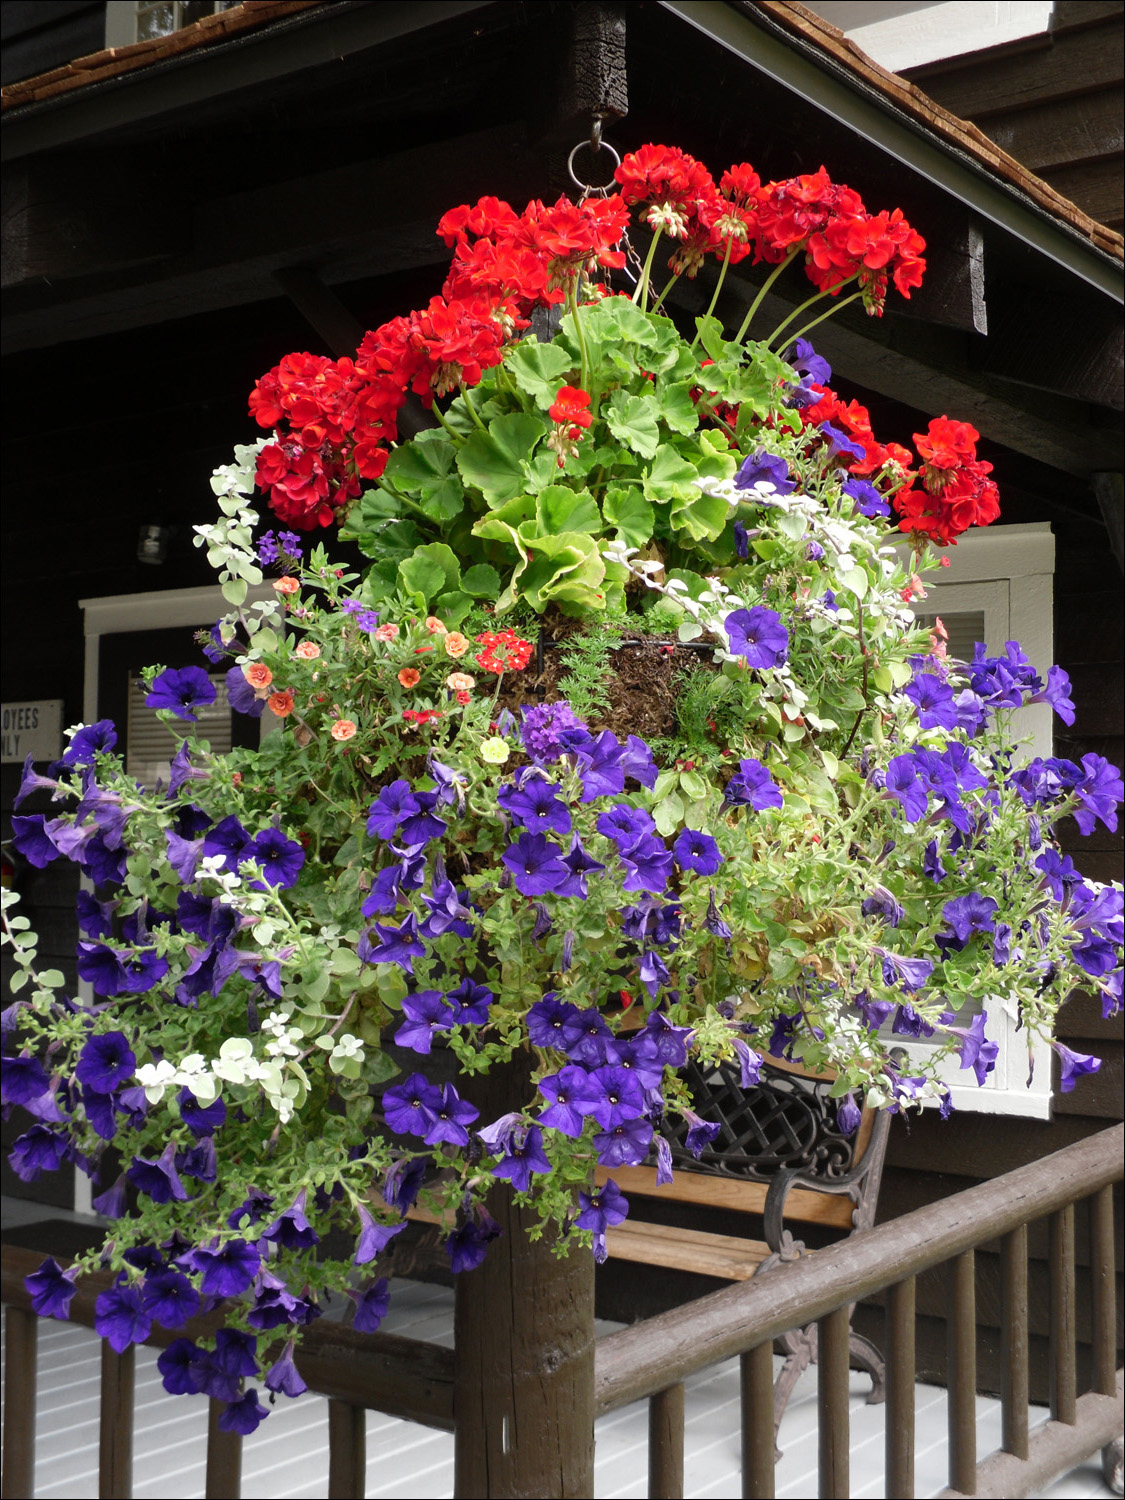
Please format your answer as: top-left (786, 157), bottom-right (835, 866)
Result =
top-left (105, 1), bottom-right (235, 49)
top-left (892, 522), bottom-right (1056, 1117)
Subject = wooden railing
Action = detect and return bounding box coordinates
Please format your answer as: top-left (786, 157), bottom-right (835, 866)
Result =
top-left (593, 1122), bottom-right (1124, 1500)
top-left (2, 1123), bottom-right (1122, 1499)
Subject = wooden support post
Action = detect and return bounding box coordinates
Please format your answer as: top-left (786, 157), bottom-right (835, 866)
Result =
top-left (2, 1305), bottom-right (37, 1500)
top-left (648, 1384), bottom-right (685, 1499)
top-left (1049, 1205), bottom-right (1077, 1425)
top-left (205, 1397), bottom-right (243, 1500)
top-left (817, 1307), bottom-right (850, 1500)
top-left (946, 1251), bottom-right (977, 1498)
top-left (1089, 1185), bottom-right (1117, 1398)
top-left (328, 1399), bottom-right (367, 1499)
top-left (98, 1342), bottom-right (134, 1500)
top-left (885, 1277), bottom-right (916, 1499)
top-left (740, 1343), bottom-right (775, 1500)
top-left (1000, 1223), bottom-right (1029, 1460)
top-left (453, 1058), bottom-right (595, 1499)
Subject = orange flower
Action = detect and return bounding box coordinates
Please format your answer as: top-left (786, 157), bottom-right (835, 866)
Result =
top-left (294, 641), bottom-right (321, 660)
top-left (267, 690), bottom-right (295, 717)
top-left (330, 720), bottom-right (357, 741)
top-left (444, 632), bottom-right (469, 658)
top-left (446, 672), bottom-right (474, 692)
top-left (230, 772), bottom-right (243, 787)
top-left (273, 576), bottom-right (300, 595)
top-left (244, 662), bottom-right (273, 690)
top-left (397, 668), bottom-right (421, 688)
top-left (455, 690), bottom-right (472, 706)
top-left (425, 616), bottom-right (448, 634)
top-left (374, 623), bottom-right (400, 642)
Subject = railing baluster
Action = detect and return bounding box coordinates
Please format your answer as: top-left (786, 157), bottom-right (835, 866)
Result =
top-left (817, 1306), bottom-right (850, 1499)
top-left (740, 1343), bottom-right (775, 1500)
top-left (885, 1277), bottom-right (915, 1499)
top-left (328, 1399), bottom-right (367, 1499)
top-left (1090, 1185), bottom-right (1117, 1398)
top-left (1049, 1204), bottom-right (1077, 1424)
top-left (205, 1396), bottom-right (243, 1499)
top-left (946, 1250), bottom-right (977, 1497)
top-left (1000, 1222), bottom-right (1029, 1460)
top-left (98, 1342), bottom-right (134, 1500)
top-left (648, 1383), bottom-right (685, 1499)
top-left (3, 1305), bottom-right (38, 1500)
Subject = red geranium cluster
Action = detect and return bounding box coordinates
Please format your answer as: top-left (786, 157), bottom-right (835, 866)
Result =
top-left (893, 417), bottom-right (1000, 546)
top-left (547, 385), bottom-right (593, 467)
top-left (613, 149), bottom-right (925, 311)
top-left (475, 630), bottom-right (534, 674)
top-left (803, 385), bottom-right (914, 476)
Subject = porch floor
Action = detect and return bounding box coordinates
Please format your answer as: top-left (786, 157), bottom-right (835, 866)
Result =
top-left (1, 1202), bottom-right (1114, 1500)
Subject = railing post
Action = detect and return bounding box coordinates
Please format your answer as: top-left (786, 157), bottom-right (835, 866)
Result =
top-left (1000, 1222), bottom-right (1029, 1460)
top-left (2, 1305), bottom-right (37, 1500)
top-left (946, 1250), bottom-right (977, 1497)
top-left (1089, 1185), bottom-right (1117, 1398)
top-left (648, 1384), bottom-right (685, 1499)
top-left (328, 1400), bottom-right (366, 1499)
top-left (885, 1277), bottom-right (915, 1499)
top-left (98, 1342), bottom-right (134, 1500)
top-left (740, 1343), bottom-right (775, 1500)
top-left (453, 1056), bottom-right (595, 1499)
top-left (1049, 1205), bottom-right (1077, 1425)
top-left (205, 1397), bottom-right (243, 1500)
top-left (817, 1306), bottom-right (850, 1500)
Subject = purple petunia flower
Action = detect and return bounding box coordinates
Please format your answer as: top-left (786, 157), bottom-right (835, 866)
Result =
top-left (202, 814), bottom-right (252, 873)
top-left (1054, 1043), bottom-right (1101, 1093)
top-left (724, 607), bottom-right (789, 669)
top-left (923, 840), bottom-right (948, 883)
top-left (942, 892), bottom-right (998, 943)
top-left (527, 996), bottom-right (584, 1051)
top-left (446, 977), bottom-right (493, 1026)
top-left (187, 1239), bottom-right (261, 1299)
top-left (395, 990), bottom-right (456, 1054)
top-left (179, 1089), bottom-right (226, 1138)
top-left (146, 667), bottom-right (217, 722)
top-left (565, 1009), bottom-right (615, 1068)
top-left (349, 1278), bottom-right (392, 1332)
top-left (9, 1125), bottom-right (69, 1182)
top-left (261, 1189), bottom-right (319, 1250)
top-left (879, 950), bottom-right (934, 993)
top-left (265, 1339), bottom-right (308, 1398)
top-left (842, 475), bottom-right (889, 519)
top-left (11, 814), bottom-right (61, 869)
top-left (1073, 755), bottom-right (1124, 837)
top-left (555, 836), bottom-right (606, 899)
top-left (1, 1054), bottom-right (51, 1107)
top-left (593, 1116), bottom-right (654, 1167)
top-left (583, 1066), bottom-right (645, 1131)
top-left (498, 778), bottom-right (572, 838)
top-left (142, 1269), bottom-right (201, 1330)
top-left (682, 1107), bottom-right (722, 1157)
top-left (366, 780), bottom-right (420, 840)
top-left (734, 450), bottom-right (796, 497)
top-left (574, 730), bottom-right (629, 802)
top-left (245, 828), bottom-right (305, 889)
top-left (60, 720), bottom-right (119, 768)
top-left (95, 1284), bottom-right (151, 1353)
top-left (723, 757), bottom-right (783, 812)
top-left (644, 1013), bottom-right (694, 1070)
top-left (618, 836), bottom-right (674, 895)
top-left (501, 832), bottom-right (569, 897)
top-left (219, 1390), bottom-right (269, 1436)
top-left (382, 1073), bottom-right (443, 1138)
top-left (537, 1065), bottom-right (597, 1136)
top-left (638, 949), bottom-right (671, 998)
top-left (423, 1083), bottom-right (480, 1148)
top-left (446, 1214), bottom-right (502, 1274)
top-left (597, 804), bottom-right (655, 849)
top-left (354, 1203), bottom-right (406, 1265)
top-left (359, 915), bottom-right (426, 973)
top-left (226, 665), bottom-right (265, 719)
top-left (490, 1123), bottom-right (553, 1192)
top-left (157, 1339), bottom-right (203, 1396)
top-left (903, 673), bottom-right (959, 731)
top-left (672, 828), bottom-right (723, 875)
top-left (818, 422), bottom-right (866, 463)
top-left (861, 886), bottom-right (904, 927)
top-left (884, 756), bottom-right (928, 823)
top-left (75, 1032), bottom-right (135, 1094)
top-left (25, 1257), bottom-right (79, 1319)
top-left (128, 1143), bottom-right (190, 1205)
top-left (836, 1094), bottom-right (863, 1136)
top-left (575, 1177), bottom-right (630, 1264)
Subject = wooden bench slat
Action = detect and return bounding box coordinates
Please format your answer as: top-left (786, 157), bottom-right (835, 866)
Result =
top-left (605, 1220), bottom-right (775, 1280)
top-left (594, 1164), bottom-right (856, 1231)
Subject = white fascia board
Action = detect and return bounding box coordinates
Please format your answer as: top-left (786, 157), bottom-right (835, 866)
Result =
top-left (840, 1), bottom-right (1056, 74)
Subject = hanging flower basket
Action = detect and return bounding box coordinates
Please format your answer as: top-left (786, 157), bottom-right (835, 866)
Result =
top-left (4, 140), bottom-right (1121, 1432)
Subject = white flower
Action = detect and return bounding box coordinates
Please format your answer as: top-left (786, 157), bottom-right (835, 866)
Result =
top-left (211, 1036), bottom-right (260, 1084)
top-left (136, 1059), bottom-right (177, 1104)
top-left (330, 1034), bottom-right (364, 1063)
top-left (265, 1027), bottom-right (301, 1060)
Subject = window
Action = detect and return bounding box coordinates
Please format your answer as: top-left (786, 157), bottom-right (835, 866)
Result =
top-left (104, 1), bottom-right (238, 48)
top-left (896, 522), bottom-right (1056, 1117)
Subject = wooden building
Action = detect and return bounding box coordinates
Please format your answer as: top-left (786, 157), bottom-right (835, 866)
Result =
top-left (2, 0), bottom-right (1122, 1401)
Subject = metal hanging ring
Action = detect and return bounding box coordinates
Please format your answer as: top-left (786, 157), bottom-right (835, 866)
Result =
top-left (567, 138), bottom-right (620, 196)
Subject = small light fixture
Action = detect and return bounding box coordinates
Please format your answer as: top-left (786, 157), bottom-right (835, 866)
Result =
top-left (137, 525), bottom-right (172, 565)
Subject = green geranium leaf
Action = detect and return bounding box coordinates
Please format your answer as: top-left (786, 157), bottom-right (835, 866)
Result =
top-left (670, 485), bottom-right (729, 542)
top-left (517, 529), bottom-right (606, 611)
top-left (694, 315), bottom-right (727, 363)
top-left (535, 485), bottom-right (601, 536)
top-left (644, 443), bottom-right (700, 502)
top-left (434, 589), bottom-right (473, 627)
top-left (398, 542), bottom-right (461, 604)
top-left (507, 340), bottom-right (576, 409)
top-left (603, 486), bottom-right (655, 549)
top-left (457, 413), bottom-right (547, 506)
top-left (657, 381), bottom-right (700, 436)
top-left (606, 391), bottom-right (661, 460)
top-left (461, 563), bottom-right (501, 600)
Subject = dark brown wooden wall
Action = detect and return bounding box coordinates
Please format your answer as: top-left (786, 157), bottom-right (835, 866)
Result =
top-left (905, 0), bottom-right (1125, 232)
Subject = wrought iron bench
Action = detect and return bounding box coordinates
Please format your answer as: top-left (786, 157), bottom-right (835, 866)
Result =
top-left (594, 1053), bottom-right (891, 1447)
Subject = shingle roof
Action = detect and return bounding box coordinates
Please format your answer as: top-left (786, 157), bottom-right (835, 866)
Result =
top-left (753, 1), bottom-right (1123, 259)
top-left (2, 0), bottom-right (1121, 261)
